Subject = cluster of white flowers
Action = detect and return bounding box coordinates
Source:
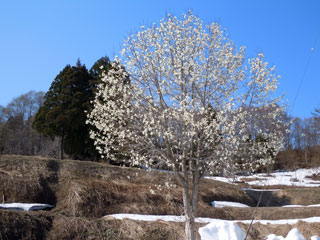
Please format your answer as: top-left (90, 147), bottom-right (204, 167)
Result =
top-left (87, 11), bottom-right (287, 179)
top-left (86, 60), bottom-right (132, 161)
top-left (149, 188), bottom-right (156, 195)
top-left (165, 182), bottom-right (177, 189)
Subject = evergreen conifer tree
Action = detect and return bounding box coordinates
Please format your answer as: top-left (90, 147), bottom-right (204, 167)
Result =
top-left (33, 60), bottom-right (93, 159)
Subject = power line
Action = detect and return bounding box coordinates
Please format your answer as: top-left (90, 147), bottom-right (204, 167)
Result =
top-left (289, 30), bottom-right (319, 116)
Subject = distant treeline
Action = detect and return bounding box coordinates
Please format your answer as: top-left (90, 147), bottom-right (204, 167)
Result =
top-left (275, 110), bottom-right (320, 169)
top-left (0, 56), bottom-right (112, 160)
top-left (1, 56), bottom-right (320, 170)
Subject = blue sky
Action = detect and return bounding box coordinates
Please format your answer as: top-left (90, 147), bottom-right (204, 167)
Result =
top-left (0, 0), bottom-right (319, 118)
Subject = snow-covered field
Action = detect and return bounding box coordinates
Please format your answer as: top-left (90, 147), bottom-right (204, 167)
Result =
top-left (106, 213), bottom-right (320, 240)
top-left (265, 228), bottom-right (320, 240)
top-left (207, 167), bottom-right (320, 187)
top-left (105, 168), bottom-right (320, 239)
top-left (106, 213), bottom-right (320, 225)
top-left (3, 167), bottom-right (320, 239)
top-left (211, 200), bottom-right (320, 208)
top-left (200, 224), bottom-right (315, 240)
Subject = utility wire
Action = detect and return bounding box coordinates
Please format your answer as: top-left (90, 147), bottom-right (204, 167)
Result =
top-left (244, 191), bottom-right (263, 240)
top-left (245, 29), bottom-right (320, 239)
top-left (289, 31), bottom-right (319, 116)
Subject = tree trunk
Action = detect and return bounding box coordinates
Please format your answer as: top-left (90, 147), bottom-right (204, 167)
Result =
top-left (60, 134), bottom-right (64, 160)
top-left (305, 149), bottom-right (308, 166)
top-left (191, 176), bottom-right (200, 216)
top-left (182, 186), bottom-right (195, 240)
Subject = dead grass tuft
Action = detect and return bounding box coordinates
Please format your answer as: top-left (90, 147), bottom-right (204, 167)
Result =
top-left (306, 173), bottom-right (320, 181)
top-left (57, 179), bottom-right (184, 218)
top-left (103, 219), bottom-right (186, 240)
top-left (0, 211), bottom-right (52, 240)
top-left (47, 215), bottom-right (122, 240)
top-left (0, 174), bottom-right (56, 205)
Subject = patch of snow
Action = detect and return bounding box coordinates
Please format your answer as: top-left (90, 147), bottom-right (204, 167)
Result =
top-left (285, 228), bottom-right (306, 240)
top-left (283, 204), bottom-right (320, 208)
top-left (211, 201), bottom-right (249, 208)
top-left (242, 188), bottom-right (280, 192)
top-left (207, 167), bottom-right (320, 187)
top-left (245, 168), bottom-right (320, 187)
top-left (206, 176), bottom-right (236, 184)
top-left (105, 214), bottom-right (186, 222)
top-left (106, 214), bottom-right (320, 240)
top-left (199, 221), bottom-right (245, 240)
top-left (209, 199), bottom-right (320, 209)
top-left (266, 234), bottom-right (285, 240)
top-left (282, 205), bottom-right (305, 208)
top-left (0, 203), bottom-right (54, 211)
top-left (309, 204), bottom-right (320, 207)
top-left (238, 216), bottom-right (320, 225)
top-left (105, 214), bottom-right (320, 226)
top-left (266, 228), bottom-right (306, 240)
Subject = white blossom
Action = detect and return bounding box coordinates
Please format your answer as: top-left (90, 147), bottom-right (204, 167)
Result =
top-left (86, 11), bottom-right (288, 240)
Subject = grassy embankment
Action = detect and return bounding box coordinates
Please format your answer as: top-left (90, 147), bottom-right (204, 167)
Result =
top-left (1, 155), bottom-right (320, 239)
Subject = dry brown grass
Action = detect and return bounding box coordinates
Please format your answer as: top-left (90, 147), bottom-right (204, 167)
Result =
top-left (306, 173), bottom-right (320, 181)
top-left (0, 155), bottom-right (255, 219)
top-left (246, 187), bottom-right (320, 207)
top-left (0, 174), bottom-right (57, 205)
top-left (48, 216), bottom-right (320, 240)
top-left (276, 188), bottom-right (320, 205)
top-left (47, 215), bottom-right (122, 240)
top-left (1, 155), bottom-right (320, 239)
top-left (0, 211), bottom-right (186, 240)
top-left (56, 178), bottom-right (184, 218)
top-left (102, 219), bottom-right (186, 240)
top-left (0, 210), bottom-right (52, 240)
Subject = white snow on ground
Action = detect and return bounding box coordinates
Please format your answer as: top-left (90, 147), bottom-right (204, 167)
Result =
top-left (237, 216), bottom-right (320, 225)
top-left (282, 204), bottom-right (320, 208)
top-left (267, 234), bottom-right (285, 240)
top-left (0, 203), bottom-right (54, 211)
top-left (207, 176), bottom-right (236, 184)
top-left (266, 228), bottom-right (306, 240)
top-left (105, 213), bottom-right (186, 222)
top-left (105, 213), bottom-right (320, 225)
top-left (242, 187), bottom-right (280, 191)
top-left (106, 214), bottom-right (320, 240)
top-left (285, 228), bottom-right (306, 240)
top-left (211, 201), bottom-right (249, 208)
top-left (105, 167), bottom-right (320, 239)
top-left (209, 200), bottom-right (320, 208)
top-left (207, 167), bottom-right (320, 187)
top-left (212, 200), bottom-right (320, 208)
top-left (199, 221), bottom-right (245, 240)
top-left (246, 168), bottom-right (320, 187)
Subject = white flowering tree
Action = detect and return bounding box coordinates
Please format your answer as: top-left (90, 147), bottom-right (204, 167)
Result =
top-left (87, 12), bottom-right (286, 240)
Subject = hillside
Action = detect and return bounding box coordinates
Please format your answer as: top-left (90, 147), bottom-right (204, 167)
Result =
top-left (1, 155), bottom-right (320, 239)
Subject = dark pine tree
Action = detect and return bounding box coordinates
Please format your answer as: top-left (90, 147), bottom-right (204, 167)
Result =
top-left (89, 56), bottom-right (112, 90)
top-left (33, 60), bottom-right (94, 160)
